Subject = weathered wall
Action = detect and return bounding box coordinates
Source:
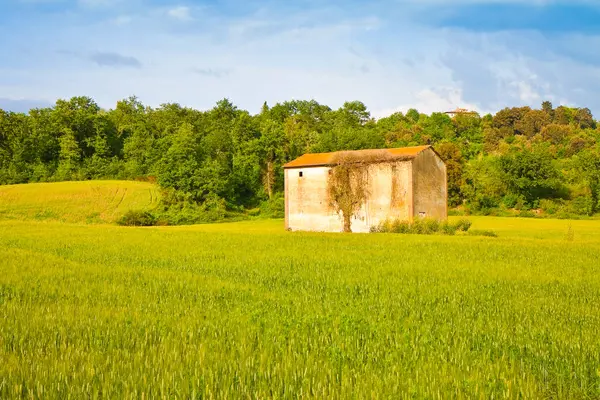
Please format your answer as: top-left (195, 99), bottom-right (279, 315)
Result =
top-left (412, 148), bottom-right (447, 220)
top-left (285, 161), bottom-right (412, 233)
top-left (285, 166), bottom-right (340, 232)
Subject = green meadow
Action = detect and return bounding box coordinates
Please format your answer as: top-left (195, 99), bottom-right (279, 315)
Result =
top-left (1, 182), bottom-right (599, 398)
top-left (0, 181), bottom-right (159, 224)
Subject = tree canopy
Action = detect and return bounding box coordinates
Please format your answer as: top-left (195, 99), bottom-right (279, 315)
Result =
top-left (1, 97), bottom-right (599, 219)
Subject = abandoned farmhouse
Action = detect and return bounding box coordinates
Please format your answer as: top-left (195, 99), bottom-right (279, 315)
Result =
top-left (283, 145), bottom-right (447, 233)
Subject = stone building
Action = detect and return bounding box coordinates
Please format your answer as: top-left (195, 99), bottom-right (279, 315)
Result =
top-left (283, 145), bottom-right (447, 233)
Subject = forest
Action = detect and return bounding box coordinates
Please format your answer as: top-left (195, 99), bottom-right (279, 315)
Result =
top-left (1, 96), bottom-right (599, 223)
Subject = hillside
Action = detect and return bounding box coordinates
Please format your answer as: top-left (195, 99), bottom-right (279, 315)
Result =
top-left (0, 180), bottom-right (160, 224)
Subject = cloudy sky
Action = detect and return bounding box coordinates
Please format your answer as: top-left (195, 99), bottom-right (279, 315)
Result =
top-left (1, 0), bottom-right (600, 117)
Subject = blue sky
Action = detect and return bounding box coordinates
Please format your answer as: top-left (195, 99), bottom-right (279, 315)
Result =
top-left (1, 0), bottom-right (600, 117)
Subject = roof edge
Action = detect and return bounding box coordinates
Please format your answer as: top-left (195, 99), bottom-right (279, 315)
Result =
top-left (283, 145), bottom-right (433, 169)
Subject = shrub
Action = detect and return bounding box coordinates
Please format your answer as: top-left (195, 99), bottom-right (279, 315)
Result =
top-left (454, 218), bottom-right (472, 232)
top-left (518, 210), bottom-right (536, 218)
top-left (247, 208), bottom-right (261, 217)
top-left (502, 193), bottom-right (521, 209)
top-left (421, 218), bottom-right (441, 234)
top-left (539, 199), bottom-right (559, 215)
top-left (570, 195), bottom-right (594, 216)
top-left (259, 193), bottom-right (285, 218)
top-left (440, 221), bottom-right (457, 235)
top-left (474, 195), bottom-right (499, 211)
top-left (117, 210), bottom-right (157, 227)
top-left (391, 219), bottom-right (410, 233)
top-left (373, 218), bottom-right (475, 236)
top-left (467, 229), bottom-right (498, 238)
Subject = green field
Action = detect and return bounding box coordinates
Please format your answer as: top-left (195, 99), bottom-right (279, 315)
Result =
top-left (1, 183), bottom-right (600, 398)
top-left (0, 180), bottom-right (160, 224)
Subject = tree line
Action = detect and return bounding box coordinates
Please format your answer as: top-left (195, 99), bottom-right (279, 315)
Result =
top-left (1, 96), bottom-right (599, 222)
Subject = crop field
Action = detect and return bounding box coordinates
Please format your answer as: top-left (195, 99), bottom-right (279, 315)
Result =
top-left (1, 184), bottom-right (600, 398)
top-left (0, 181), bottom-right (160, 224)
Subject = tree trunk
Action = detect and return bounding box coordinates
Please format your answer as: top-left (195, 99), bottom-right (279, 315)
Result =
top-left (263, 160), bottom-right (274, 199)
top-left (343, 213), bottom-right (352, 233)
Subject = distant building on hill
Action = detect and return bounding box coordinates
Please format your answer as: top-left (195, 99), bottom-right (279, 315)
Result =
top-left (444, 108), bottom-right (478, 117)
top-left (283, 145), bottom-right (447, 233)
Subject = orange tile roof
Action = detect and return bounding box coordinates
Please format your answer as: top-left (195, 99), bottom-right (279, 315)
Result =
top-left (283, 145), bottom-right (431, 168)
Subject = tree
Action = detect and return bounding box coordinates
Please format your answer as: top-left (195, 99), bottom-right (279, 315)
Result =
top-left (406, 109), bottom-right (420, 124)
top-left (56, 128), bottom-right (81, 180)
top-left (540, 124), bottom-right (572, 146)
top-left (498, 149), bottom-right (562, 206)
top-left (483, 127), bottom-right (504, 153)
top-left (419, 113), bottom-right (454, 143)
top-left (574, 108), bottom-right (595, 130)
top-left (1, 94), bottom-right (599, 219)
top-left (157, 122), bottom-right (201, 198)
top-left (436, 142), bottom-right (464, 206)
top-left (542, 101), bottom-right (554, 118)
top-left (453, 113), bottom-right (483, 158)
top-left (553, 106), bottom-right (573, 125)
top-left (492, 106), bottom-right (531, 136)
top-left (258, 119), bottom-right (285, 199)
top-left (516, 110), bottom-right (551, 139)
top-left (575, 150), bottom-right (600, 213)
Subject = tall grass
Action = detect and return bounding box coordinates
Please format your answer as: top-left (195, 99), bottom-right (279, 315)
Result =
top-left (1, 218), bottom-right (599, 398)
top-left (371, 217), bottom-right (473, 235)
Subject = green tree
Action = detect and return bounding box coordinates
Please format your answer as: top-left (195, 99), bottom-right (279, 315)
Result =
top-left (516, 110), bottom-right (551, 139)
top-left (575, 150), bottom-right (600, 212)
top-left (56, 128), bottom-right (81, 180)
top-left (436, 142), bottom-right (464, 206)
top-left (498, 149), bottom-right (562, 206)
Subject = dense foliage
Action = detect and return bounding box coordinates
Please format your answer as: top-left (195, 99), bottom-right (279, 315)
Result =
top-left (1, 97), bottom-right (599, 218)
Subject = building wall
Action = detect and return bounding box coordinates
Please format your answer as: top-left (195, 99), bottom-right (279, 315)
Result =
top-left (412, 148), bottom-right (447, 220)
top-left (284, 166), bottom-right (339, 232)
top-left (285, 161), bottom-right (412, 233)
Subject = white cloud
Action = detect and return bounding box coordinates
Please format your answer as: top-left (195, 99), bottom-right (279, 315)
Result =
top-left (374, 88), bottom-right (482, 118)
top-left (3, 0), bottom-right (600, 117)
top-left (167, 6), bottom-right (192, 21)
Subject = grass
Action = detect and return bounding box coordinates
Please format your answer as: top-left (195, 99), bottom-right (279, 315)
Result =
top-left (0, 182), bottom-right (599, 398)
top-left (0, 180), bottom-right (160, 224)
top-left (1, 216), bottom-right (600, 398)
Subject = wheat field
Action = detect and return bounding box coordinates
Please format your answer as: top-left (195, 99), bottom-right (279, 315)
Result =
top-left (0, 180), bottom-right (159, 224)
top-left (0, 182), bottom-right (599, 398)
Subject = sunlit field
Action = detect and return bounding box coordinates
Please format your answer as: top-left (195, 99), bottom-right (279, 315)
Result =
top-left (1, 184), bottom-right (599, 398)
top-left (0, 180), bottom-right (159, 224)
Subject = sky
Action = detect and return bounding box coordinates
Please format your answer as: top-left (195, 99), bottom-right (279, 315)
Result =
top-left (1, 0), bottom-right (600, 117)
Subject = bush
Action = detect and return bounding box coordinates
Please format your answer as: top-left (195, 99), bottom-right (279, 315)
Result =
top-left (518, 210), bottom-right (536, 218)
top-left (259, 193), bottom-right (285, 218)
top-left (151, 190), bottom-right (250, 226)
top-left (502, 193), bottom-right (521, 209)
top-left (391, 220), bottom-right (410, 233)
top-left (440, 221), bottom-right (457, 235)
top-left (247, 208), bottom-right (261, 217)
top-left (454, 218), bottom-right (472, 232)
top-left (117, 210), bottom-right (157, 226)
top-left (474, 195), bottom-right (499, 211)
top-left (570, 195), bottom-right (594, 216)
top-left (421, 218), bottom-right (441, 234)
top-left (539, 199), bottom-right (559, 215)
top-left (467, 229), bottom-right (498, 238)
top-left (372, 218), bottom-right (476, 236)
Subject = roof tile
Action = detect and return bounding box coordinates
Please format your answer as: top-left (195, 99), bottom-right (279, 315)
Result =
top-left (283, 145), bottom-right (431, 168)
